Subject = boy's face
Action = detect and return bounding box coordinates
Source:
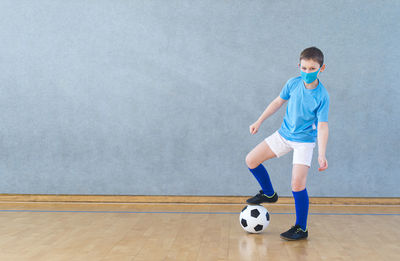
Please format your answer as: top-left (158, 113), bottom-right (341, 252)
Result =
top-left (299, 59), bottom-right (325, 74)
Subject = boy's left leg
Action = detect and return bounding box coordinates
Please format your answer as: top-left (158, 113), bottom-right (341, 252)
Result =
top-left (291, 164), bottom-right (309, 230)
top-left (280, 164), bottom-right (310, 240)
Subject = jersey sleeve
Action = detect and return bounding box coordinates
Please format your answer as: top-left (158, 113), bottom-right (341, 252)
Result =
top-left (317, 94), bottom-right (330, 122)
top-left (279, 78), bottom-right (295, 100)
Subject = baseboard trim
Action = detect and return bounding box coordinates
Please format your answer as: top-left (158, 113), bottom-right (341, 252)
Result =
top-left (0, 194), bottom-right (399, 205)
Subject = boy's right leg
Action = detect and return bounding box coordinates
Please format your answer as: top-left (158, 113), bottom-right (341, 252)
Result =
top-left (245, 141), bottom-right (278, 204)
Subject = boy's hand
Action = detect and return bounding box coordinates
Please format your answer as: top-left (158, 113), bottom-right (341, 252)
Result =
top-left (318, 156), bottom-right (328, 171)
top-left (249, 121), bottom-right (261, 135)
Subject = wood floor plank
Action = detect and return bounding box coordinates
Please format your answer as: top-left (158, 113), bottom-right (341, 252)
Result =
top-left (195, 209), bottom-right (230, 261)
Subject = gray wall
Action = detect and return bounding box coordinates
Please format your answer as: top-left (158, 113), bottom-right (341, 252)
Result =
top-left (0, 0), bottom-right (399, 197)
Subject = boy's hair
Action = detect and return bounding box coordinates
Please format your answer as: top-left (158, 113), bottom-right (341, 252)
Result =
top-left (300, 47), bottom-right (324, 67)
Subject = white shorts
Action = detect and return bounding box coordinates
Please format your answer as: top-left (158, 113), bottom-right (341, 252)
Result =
top-left (265, 131), bottom-right (316, 167)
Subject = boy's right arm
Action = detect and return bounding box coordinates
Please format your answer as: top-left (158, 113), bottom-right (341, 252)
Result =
top-left (249, 96), bottom-right (287, 134)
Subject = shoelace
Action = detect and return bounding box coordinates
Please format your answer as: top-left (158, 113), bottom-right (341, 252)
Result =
top-left (288, 226), bottom-right (298, 233)
top-left (254, 191), bottom-right (264, 198)
top-left (288, 226), bottom-right (303, 233)
top-left (258, 190), bottom-right (275, 198)
top-left (296, 227), bottom-right (303, 233)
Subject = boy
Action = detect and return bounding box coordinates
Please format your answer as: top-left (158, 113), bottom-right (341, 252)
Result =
top-left (245, 47), bottom-right (329, 241)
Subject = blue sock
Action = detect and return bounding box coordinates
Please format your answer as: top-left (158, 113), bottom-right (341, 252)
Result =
top-left (292, 188), bottom-right (309, 231)
top-left (248, 164), bottom-right (275, 196)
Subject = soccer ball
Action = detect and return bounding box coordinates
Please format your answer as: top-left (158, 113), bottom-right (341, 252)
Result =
top-left (239, 205), bottom-right (270, 233)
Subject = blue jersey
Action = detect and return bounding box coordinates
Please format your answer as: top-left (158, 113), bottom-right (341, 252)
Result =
top-left (278, 76), bottom-right (330, 143)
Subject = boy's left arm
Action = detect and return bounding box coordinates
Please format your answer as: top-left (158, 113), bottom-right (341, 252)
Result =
top-left (317, 122), bottom-right (329, 171)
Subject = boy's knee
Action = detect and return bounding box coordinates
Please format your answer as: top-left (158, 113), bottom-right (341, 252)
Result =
top-left (245, 154), bottom-right (259, 169)
top-left (291, 182), bottom-right (306, 192)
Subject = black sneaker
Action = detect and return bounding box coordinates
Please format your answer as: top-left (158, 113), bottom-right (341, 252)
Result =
top-left (246, 190), bottom-right (278, 205)
top-left (280, 225), bottom-right (308, 241)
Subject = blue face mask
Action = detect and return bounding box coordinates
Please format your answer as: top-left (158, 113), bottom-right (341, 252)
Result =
top-left (301, 68), bottom-right (321, 84)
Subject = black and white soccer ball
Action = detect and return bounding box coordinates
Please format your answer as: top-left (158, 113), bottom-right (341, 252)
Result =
top-left (239, 205), bottom-right (270, 233)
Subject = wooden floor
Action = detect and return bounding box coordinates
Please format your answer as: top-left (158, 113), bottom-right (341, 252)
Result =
top-left (0, 202), bottom-right (399, 261)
